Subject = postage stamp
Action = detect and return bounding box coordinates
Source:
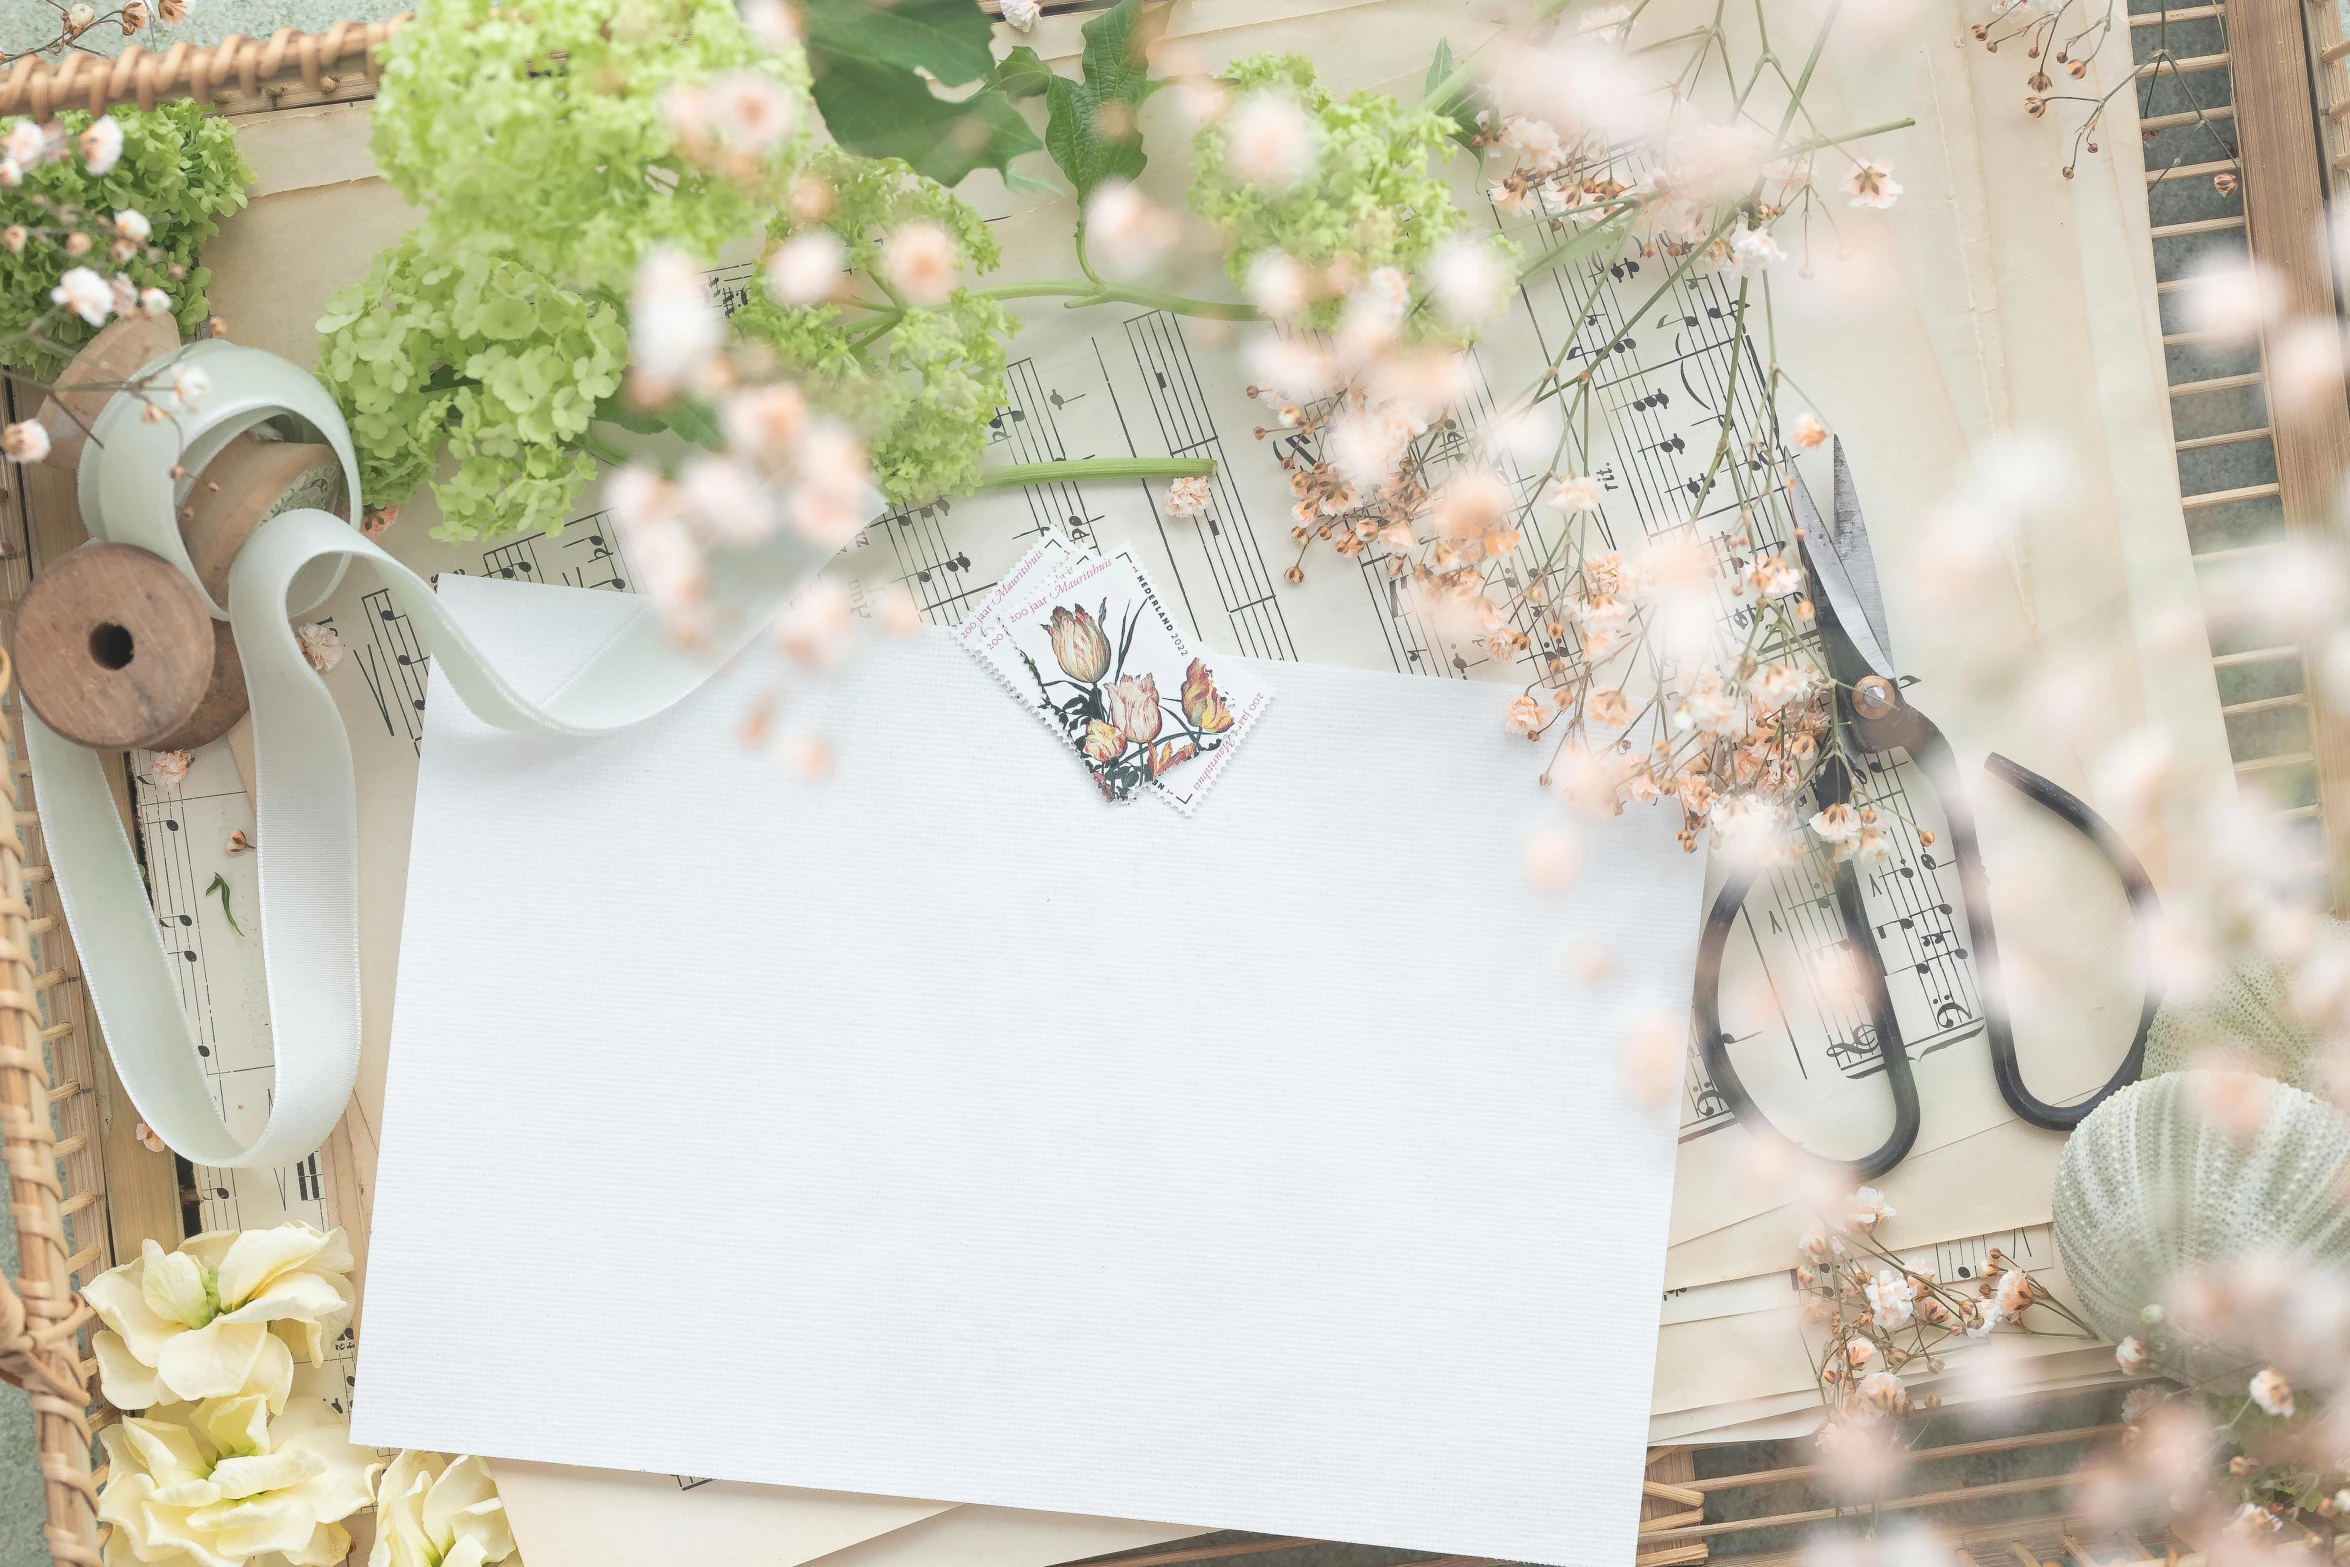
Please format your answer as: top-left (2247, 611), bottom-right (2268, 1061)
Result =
top-left (958, 536), bottom-right (1272, 812)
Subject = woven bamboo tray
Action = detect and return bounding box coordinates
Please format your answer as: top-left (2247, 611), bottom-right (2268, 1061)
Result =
top-left (0, 18), bottom-right (410, 120)
top-left (0, 444), bottom-right (116, 1566)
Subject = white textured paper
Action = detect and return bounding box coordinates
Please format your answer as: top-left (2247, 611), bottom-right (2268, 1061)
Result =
top-left (356, 575), bottom-right (1706, 1566)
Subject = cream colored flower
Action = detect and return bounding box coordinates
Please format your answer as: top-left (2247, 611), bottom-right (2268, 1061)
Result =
top-left (1843, 158), bottom-right (1902, 210)
top-left (1, 120), bottom-right (44, 169)
top-left (882, 221), bottom-right (957, 307)
top-left (2115, 1335), bottom-right (2149, 1375)
top-left (80, 115), bottom-right (124, 175)
top-left (1864, 1269), bottom-right (1916, 1329)
top-left (1222, 92), bottom-right (1319, 191)
top-left (52, 265), bottom-right (115, 327)
top-left (1809, 803), bottom-right (1859, 843)
top-left (1748, 554), bottom-right (1802, 600)
top-left (98, 1394), bottom-right (379, 1567)
top-left (371, 1452), bottom-right (521, 1567)
top-left (1085, 182), bottom-right (1178, 273)
top-left (1729, 223), bottom-right (1783, 272)
top-left (85, 1226), bottom-right (354, 1413)
top-left (295, 623), bottom-right (343, 675)
top-left (1544, 474), bottom-right (1604, 512)
top-left (765, 232), bottom-right (846, 308)
top-left (1789, 412), bottom-right (1828, 451)
top-left (1166, 475), bottom-right (1213, 519)
top-left (1845, 1186), bottom-right (1894, 1229)
top-left (2, 419), bottom-right (51, 464)
top-left (2251, 1366), bottom-right (2296, 1418)
top-left (1857, 1369), bottom-right (1906, 1415)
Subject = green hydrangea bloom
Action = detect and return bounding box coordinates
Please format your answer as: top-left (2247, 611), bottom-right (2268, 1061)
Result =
top-left (1191, 53), bottom-right (1469, 328)
top-left (370, 0), bottom-right (812, 294)
top-left (732, 148), bottom-right (1013, 510)
top-left (0, 104), bottom-right (250, 379)
top-left (327, 0), bottom-right (813, 538)
top-left (314, 235), bottom-right (628, 542)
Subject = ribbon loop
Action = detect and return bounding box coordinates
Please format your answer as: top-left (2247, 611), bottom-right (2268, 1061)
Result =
top-left (30, 345), bottom-right (841, 1168)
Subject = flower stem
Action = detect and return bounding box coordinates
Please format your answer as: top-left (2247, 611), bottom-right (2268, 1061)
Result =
top-left (970, 457), bottom-right (1216, 491)
top-left (579, 426), bottom-right (632, 468)
top-left (969, 280), bottom-right (1260, 322)
top-left (1516, 207), bottom-right (1642, 285)
top-left (1780, 116), bottom-right (1917, 159)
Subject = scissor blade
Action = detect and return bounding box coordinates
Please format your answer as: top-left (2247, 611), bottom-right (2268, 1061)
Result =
top-left (1788, 440), bottom-right (1898, 682)
top-left (1827, 441), bottom-right (1894, 669)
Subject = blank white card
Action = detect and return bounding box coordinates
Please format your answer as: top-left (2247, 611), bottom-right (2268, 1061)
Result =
top-left (355, 575), bottom-right (1707, 1567)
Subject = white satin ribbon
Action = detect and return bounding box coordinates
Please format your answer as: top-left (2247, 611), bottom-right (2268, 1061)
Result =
top-left (31, 341), bottom-right (837, 1168)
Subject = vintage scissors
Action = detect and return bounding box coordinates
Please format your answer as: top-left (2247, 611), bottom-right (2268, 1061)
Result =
top-left (1691, 443), bottom-right (2163, 1179)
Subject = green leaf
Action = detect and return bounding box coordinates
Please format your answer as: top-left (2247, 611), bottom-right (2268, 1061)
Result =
top-left (1001, 166), bottom-right (1065, 197)
top-left (591, 391), bottom-right (669, 436)
top-left (1030, 0), bottom-right (1170, 204)
top-left (1423, 37), bottom-right (1490, 156)
top-left (987, 44), bottom-right (1057, 100)
top-left (659, 397), bottom-right (726, 452)
top-left (803, 0), bottom-right (1046, 185)
top-left (801, 0), bottom-right (997, 87)
top-left (205, 874), bottom-right (243, 937)
top-left (1077, 0), bottom-right (1163, 110)
top-left (812, 60), bottom-right (1044, 187)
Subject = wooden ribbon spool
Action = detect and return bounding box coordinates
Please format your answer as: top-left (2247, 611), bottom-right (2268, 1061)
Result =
top-left (12, 319), bottom-right (346, 752)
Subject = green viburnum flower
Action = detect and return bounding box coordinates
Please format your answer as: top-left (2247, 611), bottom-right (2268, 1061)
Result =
top-left (0, 103), bottom-right (249, 378)
top-left (733, 147), bottom-right (1013, 510)
top-left (370, 0), bottom-right (813, 293)
top-left (1191, 53), bottom-right (1471, 329)
top-left (315, 236), bottom-right (629, 542)
top-left (325, 0), bottom-right (815, 538)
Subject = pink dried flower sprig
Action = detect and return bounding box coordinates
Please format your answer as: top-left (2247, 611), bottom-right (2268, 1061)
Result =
top-left (1796, 1199), bottom-right (2098, 1435)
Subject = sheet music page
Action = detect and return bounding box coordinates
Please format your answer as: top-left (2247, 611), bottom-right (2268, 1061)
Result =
top-left (119, 744), bottom-right (359, 1418)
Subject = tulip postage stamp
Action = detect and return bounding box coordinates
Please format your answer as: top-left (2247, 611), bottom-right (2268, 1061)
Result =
top-left (958, 537), bottom-right (1272, 812)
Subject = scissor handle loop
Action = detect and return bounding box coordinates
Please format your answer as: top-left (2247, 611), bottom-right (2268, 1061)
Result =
top-left (1692, 856), bottom-right (1924, 1182)
top-left (1690, 729), bottom-right (2161, 1177)
top-left (1930, 739), bottom-right (2163, 1130)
